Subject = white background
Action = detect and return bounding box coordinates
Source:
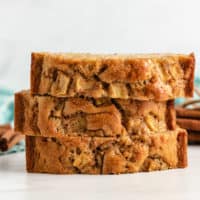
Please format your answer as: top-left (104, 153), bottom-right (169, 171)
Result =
top-left (0, 0), bottom-right (199, 91)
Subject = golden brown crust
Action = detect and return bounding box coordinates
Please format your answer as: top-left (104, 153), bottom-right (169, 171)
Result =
top-left (26, 134), bottom-right (35, 172)
top-left (183, 53), bottom-right (195, 97)
top-left (30, 52), bottom-right (195, 100)
top-left (14, 92), bottom-right (25, 132)
top-left (15, 91), bottom-right (176, 137)
top-left (25, 129), bottom-right (187, 174)
top-left (31, 53), bottom-right (44, 95)
top-left (177, 130), bottom-right (188, 167)
top-left (167, 100), bottom-right (176, 129)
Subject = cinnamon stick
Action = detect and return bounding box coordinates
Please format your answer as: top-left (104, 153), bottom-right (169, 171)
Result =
top-left (188, 131), bottom-right (200, 144)
top-left (175, 89), bottom-right (200, 143)
top-left (0, 124), bottom-right (24, 152)
top-left (179, 100), bottom-right (200, 108)
top-left (176, 107), bottom-right (200, 118)
top-left (177, 118), bottom-right (200, 131)
top-left (0, 124), bottom-right (11, 130)
top-left (0, 132), bottom-right (24, 151)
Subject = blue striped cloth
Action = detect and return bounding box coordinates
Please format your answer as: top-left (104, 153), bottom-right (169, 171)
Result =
top-left (0, 88), bottom-right (24, 155)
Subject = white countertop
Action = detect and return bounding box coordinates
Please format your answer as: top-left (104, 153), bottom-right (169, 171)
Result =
top-left (0, 146), bottom-right (199, 200)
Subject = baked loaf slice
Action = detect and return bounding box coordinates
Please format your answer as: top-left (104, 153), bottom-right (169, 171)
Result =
top-left (26, 129), bottom-right (187, 174)
top-left (31, 52), bottom-right (195, 100)
top-left (15, 91), bottom-right (176, 137)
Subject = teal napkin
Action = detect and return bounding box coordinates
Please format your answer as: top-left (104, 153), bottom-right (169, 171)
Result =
top-left (0, 88), bottom-right (24, 155)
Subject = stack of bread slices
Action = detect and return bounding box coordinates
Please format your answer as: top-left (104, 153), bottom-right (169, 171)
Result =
top-left (14, 53), bottom-right (195, 174)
